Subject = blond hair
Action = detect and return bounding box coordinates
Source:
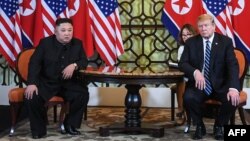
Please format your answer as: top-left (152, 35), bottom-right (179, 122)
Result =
top-left (197, 14), bottom-right (214, 24)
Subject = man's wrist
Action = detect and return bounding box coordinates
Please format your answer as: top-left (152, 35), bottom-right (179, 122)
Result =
top-left (193, 69), bottom-right (198, 78)
top-left (73, 63), bottom-right (78, 70)
top-left (229, 88), bottom-right (239, 94)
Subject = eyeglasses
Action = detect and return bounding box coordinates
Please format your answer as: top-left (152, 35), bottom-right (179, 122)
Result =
top-left (182, 34), bottom-right (193, 37)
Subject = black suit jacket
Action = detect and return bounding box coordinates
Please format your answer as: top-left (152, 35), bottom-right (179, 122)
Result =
top-left (27, 35), bottom-right (88, 101)
top-left (179, 32), bottom-right (240, 94)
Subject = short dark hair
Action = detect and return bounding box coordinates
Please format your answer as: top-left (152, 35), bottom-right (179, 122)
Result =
top-left (55, 18), bottom-right (73, 26)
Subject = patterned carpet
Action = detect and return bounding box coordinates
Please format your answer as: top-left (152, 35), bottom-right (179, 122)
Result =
top-left (0, 106), bottom-right (247, 141)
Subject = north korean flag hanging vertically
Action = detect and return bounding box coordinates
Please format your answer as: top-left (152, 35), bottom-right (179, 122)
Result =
top-left (67, 0), bottom-right (94, 58)
top-left (20, 0), bottom-right (43, 48)
top-left (161, 0), bottom-right (204, 40)
top-left (229, 0), bottom-right (250, 59)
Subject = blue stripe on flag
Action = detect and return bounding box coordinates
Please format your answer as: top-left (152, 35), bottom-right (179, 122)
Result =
top-left (234, 35), bottom-right (250, 63)
top-left (161, 12), bottom-right (179, 40)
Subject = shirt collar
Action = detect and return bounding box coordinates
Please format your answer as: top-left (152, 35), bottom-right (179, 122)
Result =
top-left (54, 36), bottom-right (72, 49)
top-left (203, 33), bottom-right (214, 44)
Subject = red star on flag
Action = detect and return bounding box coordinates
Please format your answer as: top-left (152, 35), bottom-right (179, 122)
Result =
top-left (228, 0), bottom-right (242, 13)
top-left (20, 0), bottom-right (33, 13)
top-left (173, 0), bottom-right (189, 13)
top-left (68, 0), bottom-right (76, 11)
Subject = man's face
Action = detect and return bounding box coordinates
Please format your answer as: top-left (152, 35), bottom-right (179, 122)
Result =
top-left (197, 19), bottom-right (215, 39)
top-left (55, 23), bottom-right (73, 44)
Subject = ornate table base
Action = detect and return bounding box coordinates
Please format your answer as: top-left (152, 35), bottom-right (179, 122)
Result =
top-left (99, 123), bottom-right (165, 137)
top-left (99, 84), bottom-right (165, 138)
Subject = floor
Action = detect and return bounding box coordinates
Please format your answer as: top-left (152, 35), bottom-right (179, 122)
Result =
top-left (0, 106), bottom-right (249, 141)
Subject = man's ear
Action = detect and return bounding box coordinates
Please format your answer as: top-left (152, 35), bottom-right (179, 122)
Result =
top-left (54, 27), bottom-right (58, 35)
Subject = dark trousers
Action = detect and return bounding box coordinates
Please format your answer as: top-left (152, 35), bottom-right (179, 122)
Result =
top-left (24, 89), bottom-right (89, 136)
top-left (183, 87), bottom-right (236, 126)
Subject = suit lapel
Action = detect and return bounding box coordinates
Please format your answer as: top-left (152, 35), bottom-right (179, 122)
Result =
top-left (210, 33), bottom-right (219, 68)
top-left (197, 36), bottom-right (204, 70)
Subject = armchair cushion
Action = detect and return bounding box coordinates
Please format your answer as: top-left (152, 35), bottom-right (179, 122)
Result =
top-left (8, 88), bottom-right (25, 102)
top-left (239, 90), bottom-right (247, 106)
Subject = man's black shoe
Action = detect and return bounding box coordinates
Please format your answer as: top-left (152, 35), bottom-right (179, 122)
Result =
top-left (64, 126), bottom-right (81, 135)
top-left (192, 124), bottom-right (206, 140)
top-left (60, 129), bottom-right (67, 134)
top-left (213, 126), bottom-right (224, 140)
top-left (32, 134), bottom-right (46, 139)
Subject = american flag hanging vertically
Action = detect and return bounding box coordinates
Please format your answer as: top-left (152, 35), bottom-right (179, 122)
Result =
top-left (41, 0), bottom-right (67, 38)
top-left (88, 0), bottom-right (124, 66)
top-left (0, 0), bottom-right (22, 67)
top-left (202, 0), bottom-right (235, 46)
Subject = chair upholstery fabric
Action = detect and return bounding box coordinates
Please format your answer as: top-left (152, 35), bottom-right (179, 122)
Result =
top-left (8, 88), bottom-right (25, 102)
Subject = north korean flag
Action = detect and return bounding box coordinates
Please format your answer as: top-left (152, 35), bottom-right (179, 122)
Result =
top-left (161, 0), bottom-right (204, 40)
top-left (229, 0), bottom-right (250, 60)
top-left (19, 0), bottom-right (43, 48)
top-left (68, 0), bottom-right (94, 57)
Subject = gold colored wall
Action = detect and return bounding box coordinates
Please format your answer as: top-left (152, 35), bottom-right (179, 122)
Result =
top-left (117, 0), bottom-right (177, 69)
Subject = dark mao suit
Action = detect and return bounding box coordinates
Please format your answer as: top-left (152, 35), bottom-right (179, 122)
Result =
top-left (24, 35), bottom-right (89, 136)
top-left (179, 32), bottom-right (240, 126)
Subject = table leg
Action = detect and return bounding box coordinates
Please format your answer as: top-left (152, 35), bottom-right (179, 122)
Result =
top-left (99, 84), bottom-right (164, 137)
top-left (171, 88), bottom-right (175, 121)
top-left (124, 84), bottom-right (142, 128)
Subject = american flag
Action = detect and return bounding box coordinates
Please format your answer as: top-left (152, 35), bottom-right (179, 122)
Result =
top-left (202, 0), bottom-right (235, 46)
top-left (0, 0), bottom-right (22, 67)
top-left (41, 0), bottom-right (67, 38)
top-left (88, 0), bottom-right (124, 66)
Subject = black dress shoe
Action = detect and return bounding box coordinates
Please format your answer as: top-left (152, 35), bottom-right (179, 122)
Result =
top-left (61, 129), bottom-right (67, 134)
top-left (65, 126), bottom-right (81, 135)
top-left (213, 126), bottom-right (224, 140)
top-left (32, 134), bottom-right (46, 139)
top-left (192, 124), bottom-right (206, 140)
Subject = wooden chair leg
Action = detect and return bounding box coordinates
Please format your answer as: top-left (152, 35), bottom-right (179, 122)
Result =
top-left (238, 107), bottom-right (247, 125)
top-left (53, 105), bottom-right (57, 123)
top-left (171, 88), bottom-right (175, 121)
